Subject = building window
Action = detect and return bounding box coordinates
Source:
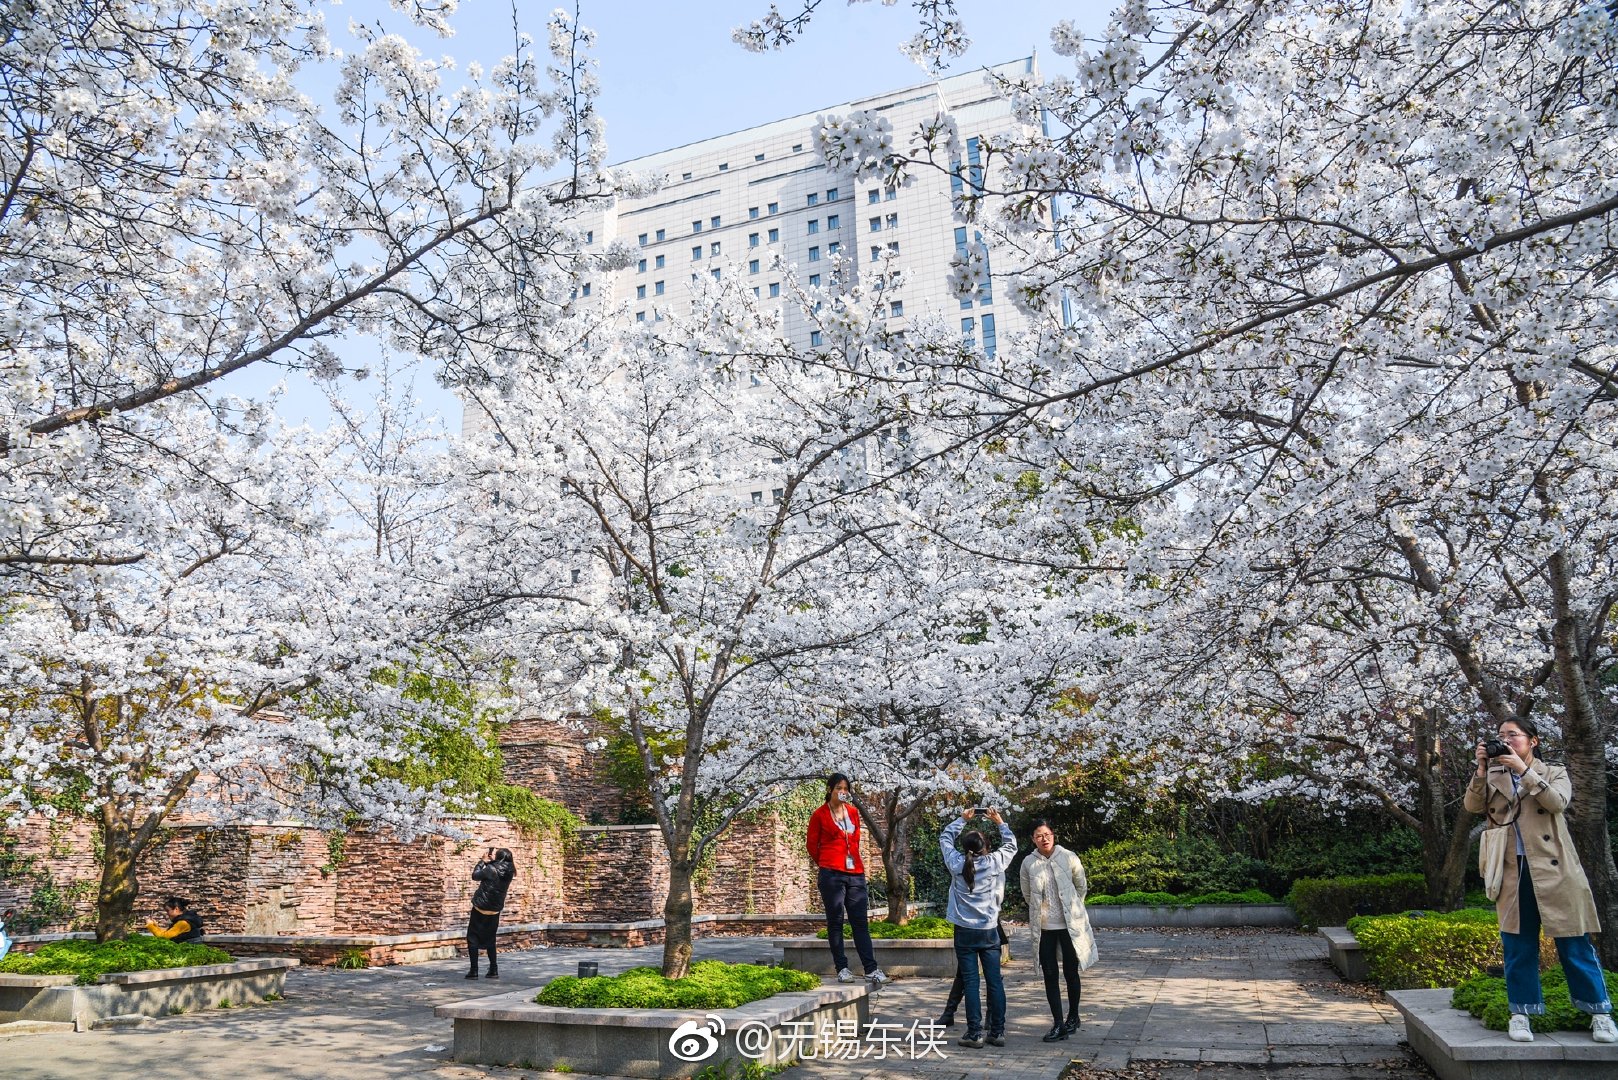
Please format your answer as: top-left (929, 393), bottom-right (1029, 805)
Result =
top-left (885, 186), bottom-right (897, 201)
top-left (711, 268), bottom-right (722, 281)
top-left (751, 491), bottom-right (763, 505)
top-left (810, 330), bottom-right (823, 346)
top-left (692, 220), bottom-right (702, 233)
top-left (749, 258), bottom-right (760, 274)
top-left (807, 219), bottom-right (819, 235)
top-left (962, 316), bottom-right (975, 340)
top-left (771, 488), bottom-right (784, 504)
top-left (806, 192), bottom-right (818, 207)
top-left (808, 246), bottom-right (820, 262)
top-left (749, 206), bottom-right (760, 219)
top-left (585, 230), bottom-right (593, 244)
top-left (886, 213), bottom-right (899, 230)
top-left (754, 152), bottom-right (764, 162)
top-left (656, 228), bottom-right (665, 241)
top-left (769, 282), bottom-right (780, 297)
top-left (868, 189), bottom-right (881, 205)
top-left (961, 295), bottom-right (974, 310)
top-left (581, 282), bottom-right (591, 297)
top-left (692, 246), bottom-right (702, 261)
top-left (655, 254), bottom-right (665, 269)
top-left (570, 569), bottom-right (581, 584)
top-left (869, 217), bottom-right (881, 233)
top-left (768, 227), bottom-right (779, 243)
top-left (749, 232), bottom-right (760, 247)
top-left (808, 273), bottom-right (820, 287)
top-left (637, 258), bottom-right (647, 273)
top-left (711, 215), bottom-right (721, 229)
top-left (719, 162), bottom-right (729, 171)
top-left (655, 280), bottom-right (665, 295)
top-left (982, 314), bottom-right (996, 358)
top-left (828, 241), bottom-right (840, 255)
top-left (827, 214), bottom-right (839, 230)
top-left (711, 241), bottom-right (722, 256)
top-left (681, 171), bottom-right (692, 180)
top-left (636, 311), bottom-right (646, 322)
top-left (637, 232), bottom-right (648, 246)
top-left (752, 286), bottom-right (760, 297)
top-left (889, 300), bottom-right (904, 317)
top-left (826, 187), bottom-right (839, 201)
top-left (792, 143), bottom-right (803, 152)
top-left (767, 201), bottom-right (779, 215)
top-left (887, 241), bottom-right (898, 255)
top-left (636, 284), bottom-right (646, 300)
top-left (870, 246), bottom-right (881, 263)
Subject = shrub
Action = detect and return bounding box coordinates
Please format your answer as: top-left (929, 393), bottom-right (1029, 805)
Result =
top-left (1345, 909), bottom-right (1501, 989)
top-left (815, 916), bottom-right (952, 940)
top-left (1265, 826), bottom-right (1424, 885)
top-left (1453, 967), bottom-right (1618, 1033)
top-left (535, 961), bottom-right (819, 1010)
top-left (1079, 834), bottom-right (1262, 896)
top-left (1287, 873), bottom-right (1428, 930)
top-left (0, 938), bottom-right (232, 985)
top-left (335, 948), bottom-right (370, 970)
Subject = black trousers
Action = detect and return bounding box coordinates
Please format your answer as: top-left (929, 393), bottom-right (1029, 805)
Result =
top-left (945, 922), bottom-right (1009, 1013)
top-left (1039, 928), bottom-right (1082, 1023)
top-left (817, 868), bottom-right (877, 975)
top-left (467, 909), bottom-right (501, 972)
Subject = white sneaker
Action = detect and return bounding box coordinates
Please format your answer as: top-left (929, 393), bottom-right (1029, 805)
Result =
top-left (867, 968), bottom-right (891, 985)
top-left (1508, 1014), bottom-right (1533, 1042)
top-left (836, 967), bottom-right (855, 983)
top-left (1591, 1014), bottom-right (1618, 1043)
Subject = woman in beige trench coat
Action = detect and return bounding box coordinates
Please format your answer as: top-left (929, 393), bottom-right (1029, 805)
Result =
top-left (1464, 717), bottom-right (1615, 1044)
top-left (1019, 819), bottom-right (1098, 1043)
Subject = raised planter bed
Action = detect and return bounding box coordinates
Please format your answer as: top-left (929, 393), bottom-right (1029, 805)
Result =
top-left (1086, 903), bottom-right (1296, 928)
top-left (1388, 987), bottom-right (1618, 1080)
top-left (436, 983), bottom-right (869, 1077)
top-left (0, 958), bottom-right (297, 1027)
top-left (780, 936), bottom-right (986, 978)
top-left (1320, 927), bottom-right (1370, 981)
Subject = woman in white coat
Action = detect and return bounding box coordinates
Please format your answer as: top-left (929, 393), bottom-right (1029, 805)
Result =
top-left (1019, 819), bottom-right (1098, 1042)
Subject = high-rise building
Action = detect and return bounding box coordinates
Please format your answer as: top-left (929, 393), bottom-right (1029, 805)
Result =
top-left (575, 57), bottom-right (1042, 357)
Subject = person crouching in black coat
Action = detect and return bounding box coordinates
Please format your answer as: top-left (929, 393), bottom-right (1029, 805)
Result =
top-left (466, 847), bottom-right (515, 979)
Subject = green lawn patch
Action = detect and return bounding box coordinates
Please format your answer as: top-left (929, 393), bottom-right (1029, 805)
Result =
top-left (814, 915), bottom-right (953, 940)
top-left (0, 937), bottom-right (234, 985)
top-left (1453, 967), bottom-right (1618, 1033)
top-left (534, 960), bottom-right (819, 1009)
top-left (1087, 889), bottom-right (1276, 906)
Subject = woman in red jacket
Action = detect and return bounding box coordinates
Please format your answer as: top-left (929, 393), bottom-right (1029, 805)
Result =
top-left (807, 773), bottom-right (890, 984)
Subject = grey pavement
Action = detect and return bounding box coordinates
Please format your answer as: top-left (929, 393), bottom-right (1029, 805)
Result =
top-left (2, 928), bottom-right (1434, 1080)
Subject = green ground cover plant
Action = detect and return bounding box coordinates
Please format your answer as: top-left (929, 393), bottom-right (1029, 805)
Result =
top-left (0, 938), bottom-right (232, 985)
top-left (1453, 968), bottom-right (1618, 1033)
top-left (1288, 873), bottom-right (1429, 929)
top-left (1087, 889), bottom-right (1276, 906)
top-left (815, 916), bottom-right (952, 940)
top-left (535, 960), bottom-right (818, 1009)
top-left (1346, 909), bottom-right (1501, 989)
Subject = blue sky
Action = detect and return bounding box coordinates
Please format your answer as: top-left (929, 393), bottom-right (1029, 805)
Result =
top-left (249, 0), bottom-right (1113, 429)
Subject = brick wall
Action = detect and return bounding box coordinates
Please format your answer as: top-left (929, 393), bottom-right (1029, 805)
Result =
top-left (562, 825), bottom-right (669, 921)
top-left (498, 715), bottom-right (649, 826)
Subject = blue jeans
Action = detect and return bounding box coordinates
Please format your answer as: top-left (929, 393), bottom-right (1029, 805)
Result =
top-left (817, 869), bottom-right (877, 975)
top-left (1503, 859), bottom-right (1612, 1016)
top-left (953, 925), bottom-right (1006, 1036)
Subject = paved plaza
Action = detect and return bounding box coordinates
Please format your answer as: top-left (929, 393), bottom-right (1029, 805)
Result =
top-left (1, 928), bottom-right (1434, 1080)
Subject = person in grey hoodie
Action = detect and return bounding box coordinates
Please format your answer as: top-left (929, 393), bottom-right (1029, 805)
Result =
top-left (941, 808), bottom-right (1017, 1048)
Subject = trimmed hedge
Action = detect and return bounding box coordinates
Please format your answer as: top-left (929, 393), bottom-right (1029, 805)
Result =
top-left (816, 916), bottom-right (952, 940)
top-left (1453, 967), bottom-right (1618, 1033)
top-left (1287, 873), bottom-right (1428, 930)
top-left (534, 960), bottom-right (819, 1009)
top-left (1345, 909), bottom-right (1500, 989)
top-left (1088, 889), bottom-right (1276, 906)
top-left (1079, 834), bottom-right (1263, 896)
top-left (0, 937), bottom-right (234, 985)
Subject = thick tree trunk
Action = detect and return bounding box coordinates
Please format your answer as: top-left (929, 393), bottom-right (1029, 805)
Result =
top-left (883, 812), bottom-right (915, 925)
top-left (96, 823), bottom-right (139, 942)
top-left (661, 858), bottom-right (696, 979)
top-left (1411, 708), bottom-right (1472, 911)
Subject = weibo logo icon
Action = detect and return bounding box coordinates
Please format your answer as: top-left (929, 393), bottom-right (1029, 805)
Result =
top-left (669, 1014), bottom-right (726, 1061)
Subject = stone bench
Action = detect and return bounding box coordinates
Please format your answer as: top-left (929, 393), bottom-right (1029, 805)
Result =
top-left (1085, 903), bottom-right (1297, 928)
top-left (1389, 988), bottom-right (1618, 1080)
top-left (0, 958), bottom-right (298, 1027)
top-left (436, 983), bottom-right (870, 1077)
top-left (1320, 927), bottom-right (1370, 981)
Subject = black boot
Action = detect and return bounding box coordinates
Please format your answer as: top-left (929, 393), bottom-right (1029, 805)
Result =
top-left (1042, 1024), bottom-right (1068, 1042)
top-left (484, 968), bottom-right (499, 979)
top-left (464, 970), bottom-right (479, 979)
top-left (1063, 1013), bottom-right (1080, 1034)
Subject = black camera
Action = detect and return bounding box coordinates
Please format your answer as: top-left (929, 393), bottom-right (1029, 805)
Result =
top-left (1484, 738), bottom-right (1510, 759)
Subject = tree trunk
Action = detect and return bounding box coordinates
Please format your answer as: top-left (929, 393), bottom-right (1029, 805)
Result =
top-left (96, 822), bottom-right (139, 942)
top-left (883, 811), bottom-right (915, 925)
top-left (661, 858), bottom-right (696, 979)
top-left (1410, 708), bottom-right (1472, 911)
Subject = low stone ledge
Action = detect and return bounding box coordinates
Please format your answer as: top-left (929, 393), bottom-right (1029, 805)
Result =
top-left (0, 958), bottom-right (296, 1027)
top-left (0, 974), bottom-right (77, 988)
top-left (1086, 903), bottom-right (1297, 928)
top-left (1320, 927), bottom-right (1370, 982)
top-left (1388, 988), bottom-right (1618, 1080)
top-left (780, 937), bottom-right (968, 978)
top-left (437, 984), bottom-right (870, 1077)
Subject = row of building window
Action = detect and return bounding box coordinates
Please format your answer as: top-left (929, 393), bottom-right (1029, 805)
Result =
top-left (868, 214), bottom-right (899, 232)
top-left (678, 144), bottom-right (809, 183)
top-left (867, 187), bottom-right (898, 204)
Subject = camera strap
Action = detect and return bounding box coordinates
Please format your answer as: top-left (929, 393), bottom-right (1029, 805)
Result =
top-left (1483, 766), bottom-right (1522, 829)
